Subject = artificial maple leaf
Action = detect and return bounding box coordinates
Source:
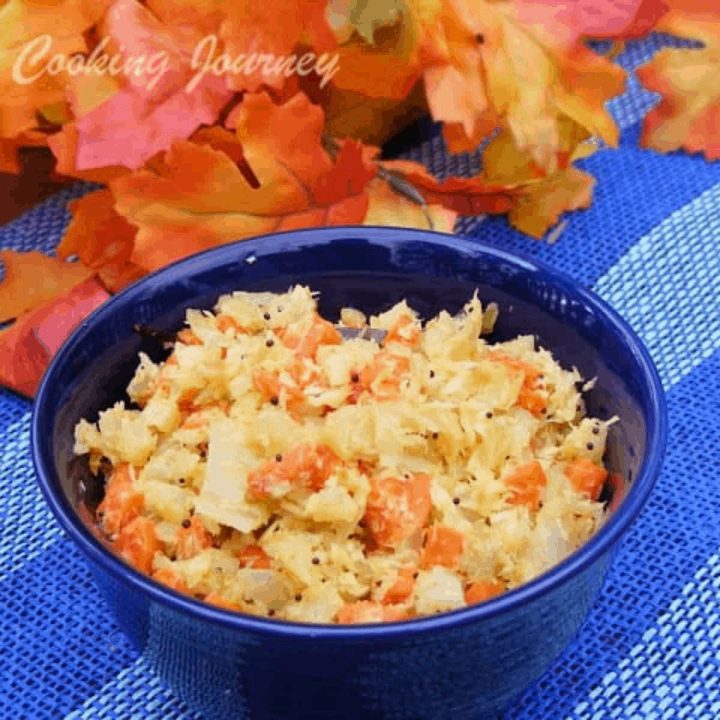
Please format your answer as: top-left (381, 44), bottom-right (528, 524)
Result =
top-left (479, 122), bottom-right (598, 237)
top-left (319, 83), bottom-right (428, 146)
top-left (327, 0), bottom-right (405, 44)
top-left (0, 250), bottom-right (93, 323)
top-left (67, 0), bottom-right (233, 171)
top-left (0, 0), bottom-right (109, 139)
top-left (0, 277), bottom-right (109, 398)
top-left (330, 0), bottom-right (437, 100)
top-left (514, 0), bottom-right (668, 41)
top-left (220, 1), bottom-right (337, 92)
top-left (380, 159), bottom-right (517, 215)
top-left (636, 0), bottom-right (720, 160)
top-left (145, 0), bottom-right (226, 33)
top-left (58, 190), bottom-right (145, 292)
top-left (507, 165), bottom-right (595, 238)
top-left (420, 0), bottom-right (625, 168)
top-left (481, 120), bottom-right (598, 184)
top-left (418, 0), bottom-right (496, 151)
top-left (111, 93), bottom-right (380, 271)
top-left (363, 177), bottom-right (457, 232)
top-left (48, 123), bottom-right (130, 183)
top-left (0, 130), bottom-right (48, 174)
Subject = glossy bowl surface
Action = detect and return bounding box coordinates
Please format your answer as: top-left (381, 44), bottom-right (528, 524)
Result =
top-left (32, 227), bottom-right (667, 720)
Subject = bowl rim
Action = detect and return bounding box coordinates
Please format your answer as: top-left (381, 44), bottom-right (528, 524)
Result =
top-left (32, 226), bottom-right (668, 640)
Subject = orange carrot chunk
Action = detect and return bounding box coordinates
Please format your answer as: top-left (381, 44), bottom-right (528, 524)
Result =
top-left (358, 351), bottom-right (411, 401)
top-left (216, 314), bottom-right (247, 334)
top-left (564, 457), bottom-right (608, 500)
top-left (152, 567), bottom-right (189, 594)
top-left (237, 544), bottom-right (272, 569)
top-left (247, 443), bottom-right (340, 499)
top-left (281, 313), bottom-right (341, 359)
top-left (382, 565), bottom-right (417, 605)
top-left (385, 314), bottom-right (421, 348)
top-left (504, 460), bottom-right (547, 511)
top-left (177, 329), bottom-right (202, 345)
top-left (464, 579), bottom-right (505, 605)
top-left (363, 473), bottom-right (432, 546)
top-left (115, 516), bottom-right (160, 574)
top-left (421, 525), bottom-right (465, 569)
top-left (337, 601), bottom-right (410, 624)
top-left (488, 353), bottom-right (547, 416)
top-left (176, 516), bottom-right (213, 560)
top-left (97, 464), bottom-right (143, 536)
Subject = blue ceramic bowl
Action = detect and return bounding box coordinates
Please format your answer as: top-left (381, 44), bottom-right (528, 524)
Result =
top-left (32, 227), bottom-right (666, 720)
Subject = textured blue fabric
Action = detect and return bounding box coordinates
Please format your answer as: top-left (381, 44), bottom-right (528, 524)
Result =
top-left (1, 34), bottom-right (720, 719)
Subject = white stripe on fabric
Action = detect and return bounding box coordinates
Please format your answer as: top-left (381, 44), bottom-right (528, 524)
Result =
top-left (566, 553), bottom-right (720, 720)
top-left (593, 182), bottom-right (720, 390)
top-left (63, 656), bottom-right (200, 720)
top-left (565, 183), bottom-right (720, 718)
top-left (0, 414), bottom-right (63, 581)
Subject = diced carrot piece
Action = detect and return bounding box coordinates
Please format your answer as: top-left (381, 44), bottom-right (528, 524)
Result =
top-left (176, 516), bottom-right (213, 560)
top-left (421, 525), bottom-right (465, 569)
top-left (337, 601), bottom-right (410, 624)
top-left (504, 460), bottom-right (547, 511)
top-left (464, 579), bottom-right (505, 605)
top-left (247, 443), bottom-right (340, 499)
top-left (178, 387), bottom-right (201, 414)
top-left (237, 544), bottom-right (272, 569)
top-left (385, 314), bottom-right (421, 348)
top-left (488, 353), bottom-right (547, 416)
top-left (115, 516), bottom-right (160, 574)
top-left (281, 314), bottom-right (341, 359)
top-left (152, 567), bottom-right (189, 594)
top-left (358, 351), bottom-right (410, 401)
top-left (364, 473), bottom-right (432, 546)
top-left (216, 314), bottom-right (247, 334)
top-left (205, 592), bottom-right (241, 611)
top-left (253, 361), bottom-right (326, 417)
top-left (253, 369), bottom-right (282, 402)
top-left (177, 329), bottom-right (202, 345)
top-left (517, 386), bottom-right (547, 416)
top-left (97, 464), bottom-right (143, 536)
top-left (382, 565), bottom-right (417, 605)
top-left (565, 458), bottom-right (608, 500)
top-left (247, 460), bottom-right (289, 499)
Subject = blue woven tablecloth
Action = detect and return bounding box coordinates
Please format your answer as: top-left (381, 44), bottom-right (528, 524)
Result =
top-left (2, 35), bottom-right (719, 719)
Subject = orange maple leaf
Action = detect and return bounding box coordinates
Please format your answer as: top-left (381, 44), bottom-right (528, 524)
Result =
top-left (0, 0), bottom-right (109, 139)
top-left (364, 177), bottom-right (457, 232)
top-left (636, 0), bottom-right (720, 160)
top-left (420, 0), bottom-right (625, 168)
top-left (220, 1), bottom-right (337, 92)
top-left (0, 277), bottom-right (109, 398)
top-left (61, 0), bottom-right (234, 171)
top-left (380, 159), bottom-right (517, 215)
top-left (0, 250), bottom-right (93, 323)
top-left (110, 93), bottom-right (380, 271)
top-left (58, 190), bottom-right (145, 292)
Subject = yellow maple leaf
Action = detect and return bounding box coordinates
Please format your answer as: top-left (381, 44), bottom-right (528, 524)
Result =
top-left (637, 0), bottom-right (720, 159)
